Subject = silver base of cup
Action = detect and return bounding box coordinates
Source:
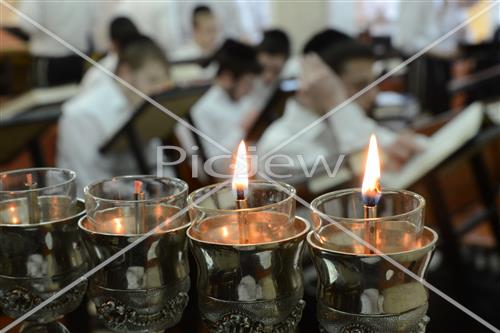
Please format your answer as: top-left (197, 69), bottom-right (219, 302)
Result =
top-left (318, 303), bottom-right (430, 333)
top-left (19, 321), bottom-right (71, 333)
top-left (90, 278), bottom-right (190, 333)
top-left (201, 294), bottom-right (305, 332)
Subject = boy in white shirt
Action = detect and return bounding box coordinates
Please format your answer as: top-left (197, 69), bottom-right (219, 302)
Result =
top-left (258, 40), bottom-right (424, 181)
top-left (171, 5), bottom-right (220, 61)
top-left (18, 1), bottom-right (92, 86)
top-left (57, 36), bottom-right (171, 191)
top-left (80, 17), bottom-right (141, 92)
top-left (246, 29), bottom-right (292, 112)
top-left (188, 39), bottom-right (262, 175)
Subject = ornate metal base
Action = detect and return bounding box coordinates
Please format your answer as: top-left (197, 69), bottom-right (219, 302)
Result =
top-left (0, 280), bottom-right (87, 322)
top-left (19, 321), bottom-right (70, 333)
top-left (90, 278), bottom-right (190, 333)
top-left (318, 302), bottom-right (430, 333)
top-left (202, 296), bottom-right (305, 333)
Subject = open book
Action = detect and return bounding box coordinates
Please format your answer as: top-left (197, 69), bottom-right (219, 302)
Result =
top-left (0, 84), bottom-right (79, 120)
top-left (382, 102), bottom-right (484, 188)
top-left (308, 102), bottom-right (484, 193)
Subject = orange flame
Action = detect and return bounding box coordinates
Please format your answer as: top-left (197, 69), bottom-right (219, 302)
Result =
top-left (362, 134), bottom-right (382, 206)
top-left (232, 141), bottom-right (249, 198)
top-left (113, 218), bottom-right (124, 234)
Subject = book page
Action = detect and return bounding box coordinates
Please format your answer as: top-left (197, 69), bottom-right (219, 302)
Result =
top-left (382, 102), bottom-right (484, 189)
top-left (0, 84), bottom-right (79, 120)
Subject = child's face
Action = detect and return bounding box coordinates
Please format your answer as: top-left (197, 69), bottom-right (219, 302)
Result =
top-left (128, 61), bottom-right (170, 96)
top-left (193, 15), bottom-right (218, 52)
top-left (340, 58), bottom-right (377, 111)
top-left (230, 74), bottom-right (255, 101)
top-left (258, 52), bottom-right (287, 85)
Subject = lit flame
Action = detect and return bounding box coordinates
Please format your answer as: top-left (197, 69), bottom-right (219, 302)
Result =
top-left (222, 226), bottom-right (229, 238)
top-left (232, 141), bottom-right (249, 198)
top-left (113, 218), bottom-right (123, 234)
top-left (9, 206), bottom-right (18, 224)
top-left (362, 134), bottom-right (381, 206)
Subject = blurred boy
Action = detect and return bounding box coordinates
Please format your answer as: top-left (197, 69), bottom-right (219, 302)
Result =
top-left (280, 28), bottom-right (352, 79)
top-left (245, 29), bottom-right (291, 111)
top-left (57, 36), bottom-right (171, 190)
top-left (18, 1), bottom-right (91, 86)
top-left (188, 39), bottom-right (261, 174)
top-left (171, 5), bottom-right (220, 61)
top-left (80, 17), bottom-right (141, 91)
top-left (258, 41), bottom-right (424, 179)
top-left (257, 29), bottom-right (291, 86)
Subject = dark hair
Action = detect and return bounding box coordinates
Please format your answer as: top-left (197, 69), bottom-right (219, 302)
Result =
top-left (303, 28), bottom-right (352, 55)
top-left (320, 41), bottom-right (374, 74)
top-left (257, 29), bottom-right (291, 58)
top-left (109, 17), bottom-right (140, 49)
top-left (117, 35), bottom-right (169, 71)
top-left (192, 5), bottom-right (213, 28)
top-left (212, 39), bottom-right (261, 79)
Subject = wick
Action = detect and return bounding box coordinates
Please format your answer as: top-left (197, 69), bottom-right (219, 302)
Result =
top-left (26, 174), bottom-right (33, 186)
top-left (235, 185), bottom-right (249, 243)
top-left (236, 187), bottom-right (245, 201)
top-left (134, 180), bottom-right (145, 234)
top-left (25, 173), bottom-right (40, 224)
top-left (363, 203), bottom-right (377, 255)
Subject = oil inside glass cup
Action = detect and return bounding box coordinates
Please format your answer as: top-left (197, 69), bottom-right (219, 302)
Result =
top-left (84, 204), bottom-right (188, 235)
top-left (314, 220), bottom-right (420, 254)
top-left (0, 195), bottom-right (74, 224)
top-left (189, 211), bottom-right (298, 245)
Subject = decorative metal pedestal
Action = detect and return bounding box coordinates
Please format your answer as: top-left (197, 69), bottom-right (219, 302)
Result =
top-left (318, 303), bottom-right (429, 333)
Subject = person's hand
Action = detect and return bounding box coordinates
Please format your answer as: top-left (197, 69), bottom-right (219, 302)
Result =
top-left (385, 133), bottom-right (426, 171)
top-left (297, 53), bottom-right (347, 114)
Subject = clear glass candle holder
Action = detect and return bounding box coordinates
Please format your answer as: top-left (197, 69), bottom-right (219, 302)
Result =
top-left (187, 181), bottom-right (309, 332)
top-left (84, 175), bottom-right (189, 234)
top-left (308, 188), bottom-right (437, 333)
top-left (0, 168), bottom-right (77, 225)
top-left (311, 188), bottom-right (425, 254)
top-left (0, 168), bottom-right (86, 333)
top-left (80, 176), bottom-right (191, 333)
top-left (188, 180), bottom-right (296, 245)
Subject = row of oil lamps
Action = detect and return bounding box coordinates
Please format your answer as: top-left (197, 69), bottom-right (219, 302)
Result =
top-left (0, 139), bottom-right (437, 333)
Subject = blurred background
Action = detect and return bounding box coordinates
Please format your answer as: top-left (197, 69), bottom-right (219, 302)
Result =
top-left (1, 0), bottom-right (500, 332)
